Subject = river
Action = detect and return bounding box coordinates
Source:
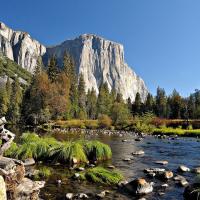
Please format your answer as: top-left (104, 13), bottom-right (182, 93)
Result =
top-left (24, 131), bottom-right (200, 200)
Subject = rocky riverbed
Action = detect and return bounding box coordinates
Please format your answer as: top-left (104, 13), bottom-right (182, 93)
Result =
top-left (26, 132), bottom-right (200, 200)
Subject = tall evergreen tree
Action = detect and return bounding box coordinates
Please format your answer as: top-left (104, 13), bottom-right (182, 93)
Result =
top-left (132, 92), bottom-right (142, 115)
top-left (78, 73), bottom-right (87, 119)
top-left (7, 77), bottom-right (22, 123)
top-left (144, 93), bottom-right (154, 113)
top-left (168, 89), bottom-right (183, 119)
top-left (86, 88), bottom-right (97, 119)
top-left (97, 82), bottom-right (112, 116)
top-left (155, 87), bottom-right (167, 118)
top-left (47, 56), bottom-right (59, 82)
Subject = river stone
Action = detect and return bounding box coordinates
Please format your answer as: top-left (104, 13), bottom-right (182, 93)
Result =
top-left (178, 165), bottom-right (190, 172)
top-left (192, 167), bottom-right (200, 174)
top-left (107, 165), bottom-right (115, 169)
top-left (160, 171), bottom-right (173, 180)
top-left (23, 158), bottom-right (35, 166)
top-left (66, 193), bottom-right (74, 199)
top-left (154, 160), bottom-right (168, 165)
top-left (174, 175), bottom-right (186, 181)
top-left (125, 178), bottom-right (153, 195)
top-left (0, 175), bottom-right (6, 200)
top-left (77, 193), bottom-right (89, 199)
top-left (144, 168), bottom-right (165, 173)
top-left (132, 150), bottom-right (145, 155)
top-left (96, 190), bottom-right (110, 198)
top-left (179, 179), bottom-right (189, 187)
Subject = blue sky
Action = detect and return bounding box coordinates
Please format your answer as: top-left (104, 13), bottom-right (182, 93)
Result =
top-left (1, 0), bottom-right (200, 96)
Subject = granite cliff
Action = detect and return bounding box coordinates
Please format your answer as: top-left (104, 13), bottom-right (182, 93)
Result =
top-left (0, 22), bottom-right (148, 101)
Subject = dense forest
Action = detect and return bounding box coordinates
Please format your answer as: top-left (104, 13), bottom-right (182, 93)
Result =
top-left (0, 53), bottom-right (200, 126)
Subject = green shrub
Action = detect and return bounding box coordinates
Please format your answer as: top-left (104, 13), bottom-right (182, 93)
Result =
top-left (84, 120), bottom-right (99, 129)
top-left (80, 167), bottom-right (123, 185)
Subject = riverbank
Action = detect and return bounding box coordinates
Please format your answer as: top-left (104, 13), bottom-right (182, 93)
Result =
top-left (153, 127), bottom-right (200, 137)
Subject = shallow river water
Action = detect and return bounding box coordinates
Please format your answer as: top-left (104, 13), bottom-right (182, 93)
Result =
top-left (27, 132), bottom-right (200, 200)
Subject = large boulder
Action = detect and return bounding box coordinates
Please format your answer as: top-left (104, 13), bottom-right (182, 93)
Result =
top-left (15, 178), bottom-right (45, 200)
top-left (124, 178), bottom-right (153, 195)
top-left (0, 175), bottom-right (6, 200)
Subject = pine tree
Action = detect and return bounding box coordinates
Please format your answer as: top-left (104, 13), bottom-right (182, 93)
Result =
top-left (86, 88), bottom-right (97, 119)
top-left (155, 87), bottom-right (167, 118)
top-left (7, 77), bottom-right (22, 123)
top-left (132, 92), bottom-right (142, 115)
top-left (97, 82), bottom-right (112, 116)
top-left (145, 93), bottom-right (154, 113)
top-left (47, 56), bottom-right (59, 82)
top-left (78, 73), bottom-right (87, 119)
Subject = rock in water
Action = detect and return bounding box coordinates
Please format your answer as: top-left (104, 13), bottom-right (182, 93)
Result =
top-left (0, 22), bottom-right (148, 101)
top-left (124, 178), bottom-right (153, 195)
top-left (0, 175), bottom-right (6, 200)
top-left (178, 165), bottom-right (190, 172)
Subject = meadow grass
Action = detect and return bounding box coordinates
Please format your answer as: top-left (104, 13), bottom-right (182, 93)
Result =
top-left (153, 127), bottom-right (200, 136)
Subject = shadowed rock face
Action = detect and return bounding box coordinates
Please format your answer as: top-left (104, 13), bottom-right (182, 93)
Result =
top-left (46, 34), bottom-right (148, 101)
top-left (0, 22), bottom-right (46, 73)
top-left (0, 22), bottom-right (148, 101)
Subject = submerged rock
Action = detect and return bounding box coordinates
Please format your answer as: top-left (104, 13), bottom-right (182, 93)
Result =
top-left (125, 178), bottom-right (153, 195)
top-left (154, 160), bottom-right (168, 165)
top-left (132, 150), bottom-right (145, 155)
top-left (144, 168), bottom-right (165, 174)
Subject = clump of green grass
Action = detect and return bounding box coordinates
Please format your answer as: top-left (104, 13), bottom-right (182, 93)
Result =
top-left (79, 167), bottom-right (123, 185)
top-left (6, 133), bottom-right (112, 165)
top-left (4, 142), bottom-right (18, 157)
top-left (84, 140), bottom-right (112, 161)
top-left (49, 141), bottom-right (88, 164)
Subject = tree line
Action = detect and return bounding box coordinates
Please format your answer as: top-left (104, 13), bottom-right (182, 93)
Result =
top-left (0, 53), bottom-right (200, 125)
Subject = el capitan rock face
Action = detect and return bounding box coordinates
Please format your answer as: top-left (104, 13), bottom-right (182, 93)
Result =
top-left (46, 34), bottom-right (148, 101)
top-left (0, 22), bottom-right (148, 101)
